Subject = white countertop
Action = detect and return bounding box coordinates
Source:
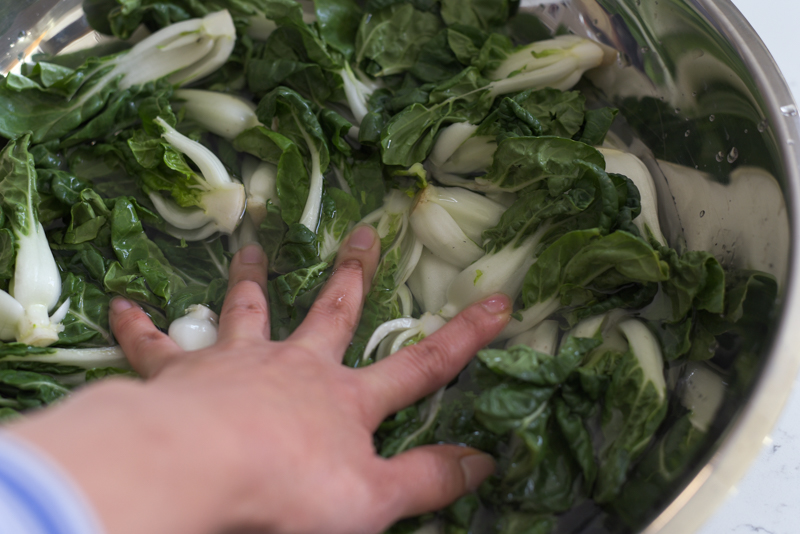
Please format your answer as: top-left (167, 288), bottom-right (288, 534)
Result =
top-left (697, 2), bottom-right (800, 533)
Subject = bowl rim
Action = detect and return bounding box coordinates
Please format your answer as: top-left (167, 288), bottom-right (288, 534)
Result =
top-left (2, 1), bottom-right (799, 532)
top-left (641, 1), bottom-right (800, 533)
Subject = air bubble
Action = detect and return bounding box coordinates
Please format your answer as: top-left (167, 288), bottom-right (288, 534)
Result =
top-left (692, 91), bottom-right (697, 97)
top-left (727, 147), bottom-right (739, 163)
top-left (685, 130), bottom-right (690, 137)
top-left (674, 108), bottom-right (681, 114)
top-left (757, 120), bottom-right (767, 132)
top-left (715, 151), bottom-right (724, 162)
top-left (788, 139), bottom-right (796, 146)
top-left (709, 115), bottom-right (715, 122)
top-left (780, 104), bottom-right (798, 117)
top-left (17, 31), bottom-right (26, 41)
top-left (641, 46), bottom-right (649, 53)
top-left (699, 210), bottom-right (705, 218)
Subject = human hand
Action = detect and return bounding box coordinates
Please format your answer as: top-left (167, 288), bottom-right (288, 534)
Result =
top-left (9, 225), bottom-right (511, 534)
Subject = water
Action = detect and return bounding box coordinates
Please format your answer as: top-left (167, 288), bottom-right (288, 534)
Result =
top-left (780, 104), bottom-right (798, 117)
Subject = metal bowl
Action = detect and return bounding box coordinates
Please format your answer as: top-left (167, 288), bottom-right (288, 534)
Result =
top-left (2, 1), bottom-right (798, 532)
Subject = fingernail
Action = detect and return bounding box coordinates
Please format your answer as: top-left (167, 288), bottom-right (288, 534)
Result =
top-left (460, 452), bottom-right (495, 492)
top-left (347, 225), bottom-right (377, 251)
top-left (481, 294), bottom-right (510, 315)
top-left (240, 243), bottom-right (265, 265)
top-left (110, 297), bottom-right (134, 314)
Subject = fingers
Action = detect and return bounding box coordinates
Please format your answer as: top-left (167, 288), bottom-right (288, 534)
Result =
top-left (289, 225), bottom-right (380, 360)
top-left (109, 298), bottom-right (182, 378)
top-left (360, 295), bottom-right (510, 426)
top-left (217, 243), bottom-right (270, 343)
top-left (381, 446), bottom-right (495, 519)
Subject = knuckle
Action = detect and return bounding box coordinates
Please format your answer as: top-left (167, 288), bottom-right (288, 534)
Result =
top-left (402, 341), bottom-right (452, 383)
top-left (223, 288), bottom-right (268, 318)
top-left (132, 329), bottom-right (168, 355)
top-left (313, 292), bottom-right (361, 332)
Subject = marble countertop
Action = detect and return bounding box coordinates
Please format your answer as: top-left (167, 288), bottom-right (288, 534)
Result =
top-left (696, 2), bottom-right (800, 533)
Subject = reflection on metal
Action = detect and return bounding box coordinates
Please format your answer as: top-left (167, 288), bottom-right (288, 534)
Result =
top-left (656, 161), bottom-right (789, 284)
top-left (1, 1), bottom-right (799, 534)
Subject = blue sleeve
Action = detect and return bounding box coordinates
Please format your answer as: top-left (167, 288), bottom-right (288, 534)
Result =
top-left (0, 432), bottom-right (103, 534)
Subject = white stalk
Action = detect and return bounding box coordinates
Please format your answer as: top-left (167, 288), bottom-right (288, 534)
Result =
top-left (425, 185), bottom-right (506, 243)
top-left (429, 123), bottom-right (480, 168)
top-left (488, 36), bottom-right (605, 97)
top-left (247, 15), bottom-right (278, 40)
top-left (242, 158), bottom-right (279, 226)
top-left (0, 346), bottom-right (130, 369)
top-left (153, 117), bottom-right (246, 238)
top-left (439, 136), bottom-right (497, 175)
top-left (364, 317), bottom-right (420, 362)
top-left (505, 320), bottom-right (559, 355)
top-left (440, 227), bottom-right (547, 319)
top-left (496, 298), bottom-right (561, 340)
top-left (597, 147), bottom-right (666, 245)
top-left (168, 304), bottom-right (219, 351)
top-left (410, 202), bottom-right (484, 268)
top-left (9, 224), bottom-right (65, 347)
top-left (681, 363), bottom-right (725, 432)
top-left (228, 216), bottom-right (258, 254)
top-left (174, 89), bottom-right (260, 140)
top-left (0, 291), bottom-right (24, 341)
top-left (340, 64), bottom-right (377, 125)
top-left (148, 193), bottom-right (211, 230)
top-left (407, 248), bottom-right (461, 315)
top-left (395, 386), bottom-right (446, 453)
top-left (298, 126), bottom-right (324, 231)
top-left (617, 319), bottom-right (667, 400)
top-left (116, 11), bottom-right (236, 89)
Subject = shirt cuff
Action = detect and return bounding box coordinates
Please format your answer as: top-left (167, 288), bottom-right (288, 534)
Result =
top-left (0, 431), bottom-right (104, 534)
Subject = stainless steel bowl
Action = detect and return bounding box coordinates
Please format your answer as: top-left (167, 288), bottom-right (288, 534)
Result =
top-left (2, 1), bottom-right (798, 532)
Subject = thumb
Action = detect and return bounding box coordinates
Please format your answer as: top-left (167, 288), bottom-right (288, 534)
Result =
top-left (382, 445), bottom-right (495, 519)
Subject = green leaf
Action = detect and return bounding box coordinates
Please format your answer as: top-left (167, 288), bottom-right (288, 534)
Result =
top-left (577, 107), bottom-right (619, 146)
top-left (0, 58), bottom-right (119, 143)
top-left (274, 262), bottom-right (329, 306)
top-left (480, 136), bottom-right (605, 192)
top-left (57, 273), bottom-right (112, 346)
top-left (494, 512), bottom-right (555, 534)
top-left (104, 198), bottom-right (187, 308)
top-left (440, 0), bottom-right (510, 31)
top-left (478, 336), bottom-right (601, 386)
top-left (0, 369), bottom-right (71, 407)
top-left (474, 383), bottom-right (555, 435)
top-left (555, 398), bottom-right (596, 486)
top-left (594, 350), bottom-right (668, 502)
top-left (0, 134), bottom-right (39, 236)
top-left (235, 126), bottom-right (309, 225)
top-left (522, 230), bottom-right (669, 309)
top-left (356, 4), bottom-right (443, 76)
top-left (0, 229), bottom-right (15, 279)
top-left (314, 0), bottom-right (363, 57)
top-left (85, 367), bottom-right (139, 382)
top-left (612, 413), bottom-right (705, 526)
top-left (658, 247), bottom-right (725, 321)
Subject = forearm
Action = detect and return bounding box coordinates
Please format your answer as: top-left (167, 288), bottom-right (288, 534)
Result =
top-left (7, 380), bottom-right (244, 534)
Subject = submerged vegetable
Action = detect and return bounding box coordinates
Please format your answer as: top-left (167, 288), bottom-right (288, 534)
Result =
top-left (0, 2), bottom-right (779, 533)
